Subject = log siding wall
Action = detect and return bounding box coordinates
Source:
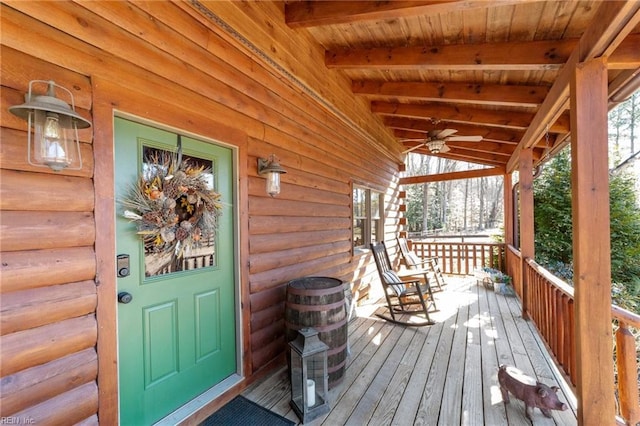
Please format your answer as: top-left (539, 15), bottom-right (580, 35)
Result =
top-left (0, 1), bottom-right (402, 422)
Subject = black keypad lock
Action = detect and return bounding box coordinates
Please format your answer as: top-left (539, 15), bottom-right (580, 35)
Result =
top-left (117, 254), bottom-right (130, 278)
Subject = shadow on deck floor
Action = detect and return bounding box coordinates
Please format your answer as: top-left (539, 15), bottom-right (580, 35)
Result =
top-left (243, 276), bottom-right (577, 426)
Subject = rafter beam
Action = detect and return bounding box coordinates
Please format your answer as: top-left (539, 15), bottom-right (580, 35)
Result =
top-left (609, 34), bottom-right (640, 69)
top-left (353, 81), bottom-right (548, 107)
top-left (403, 143), bottom-right (507, 163)
top-left (400, 166), bottom-right (506, 185)
top-left (285, 1), bottom-right (527, 28)
top-left (373, 101), bottom-right (532, 129)
top-left (327, 39), bottom-right (574, 71)
top-left (402, 139), bottom-right (514, 156)
top-left (373, 101), bottom-right (571, 133)
top-left (328, 34), bottom-right (639, 70)
top-left (387, 117), bottom-right (523, 143)
top-left (445, 141), bottom-right (515, 156)
top-left (609, 68), bottom-right (640, 105)
top-left (427, 148), bottom-right (508, 165)
top-left (507, 1), bottom-right (640, 171)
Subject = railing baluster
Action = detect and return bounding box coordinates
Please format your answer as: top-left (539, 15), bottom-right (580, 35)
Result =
top-left (615, 318), bottom-right (640, 425)
top-left (409, 239), bottom-right (638, 424)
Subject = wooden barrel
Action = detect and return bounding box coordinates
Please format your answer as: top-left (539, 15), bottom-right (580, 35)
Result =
top-left (285, 277), bottom-right (348, 389)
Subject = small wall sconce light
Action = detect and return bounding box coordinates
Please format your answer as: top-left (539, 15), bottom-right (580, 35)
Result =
top-left (9, 80), bottom-right (91, 171)
top-left (257, 154), bottom-right (287, 197)
top-left (289, 327), bottom-right (330, 423)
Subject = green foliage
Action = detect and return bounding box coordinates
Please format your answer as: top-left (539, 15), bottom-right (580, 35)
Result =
top-left (533, 148), bottom-right (640, 302)
top-left (608, 171), bottom-right (640, 285)
top-left (405, 184), bottom-right (424, 232)
top-left (533, 151), bottom-right (573, 264)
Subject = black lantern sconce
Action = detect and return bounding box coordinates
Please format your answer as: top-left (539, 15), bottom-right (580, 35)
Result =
top-left (289, 327), bottom-right (330, 423)
top-left (9, 80), bottom-right (91, 171)
top-left (257, 154), bottom-right (286, 197)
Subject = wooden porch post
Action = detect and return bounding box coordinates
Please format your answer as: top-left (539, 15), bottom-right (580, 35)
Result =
top-left (503, 173), bottom-right (513, 247)
top-left (518, 149), bottom-right (534, 319)
top-left (570, 57), bottom-right (615, 425)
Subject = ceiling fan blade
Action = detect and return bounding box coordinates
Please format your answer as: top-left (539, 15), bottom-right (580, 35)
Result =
top-left (399, 138), bottom-right (428, 142)
top-left (402, 143), bottom-right (426, 154)
top-left (437, 129), bottom-right (458, 138)
top-left (440, 144), bottom-right (451, 153)
top-left (447, 135), bottom-right (483, 142)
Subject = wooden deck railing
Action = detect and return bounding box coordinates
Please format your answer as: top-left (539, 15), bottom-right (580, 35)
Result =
top-left (410, 241), bottom-right (639, 424)
top-left (506, 245), bottom-right (522, 297)
top-left (410, 241), bottom-right (505, 275)
top-left (524, 258), bottom-right (640, 426)
top-left (612, 305), bottom-right (640, 425)
top-left (525, 260), bottom-right (576, 382)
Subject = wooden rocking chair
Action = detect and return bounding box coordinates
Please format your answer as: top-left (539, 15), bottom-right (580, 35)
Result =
top-left (370, 241), bottom-right (436, 326)
top-left (397, 237), bottom-right (447, 291)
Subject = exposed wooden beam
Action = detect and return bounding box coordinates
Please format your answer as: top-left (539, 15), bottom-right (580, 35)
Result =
top-left (402, 140), bottom-right (513, 159)
top-left (329, 34), bottom-right (638, 70)
top-left (445, 140), bottom-right (514, 156)
top-left (609, 68), bottom-right (640, 105)
top-left (403, 145), bottom-right (508, 166)
top-left (353, 81), bottom-right (548, 107)
top-left (394, 129), bottom-right (442, 140)
top-left (400, 166), bottom-right (505, 185)
top-left (609, 33), bottom-right (640, 69)
top-left (387, 118), bottom-right (523, 143)
top-left (507, 1), bottom-right (640, 172)
top-left (373, 101), bottom-right (534, 129)
top-left (434, 148), bottom-right (509, 165)
top-left (327, 39), bottom-right (574, 71)
top-left (393, 128), bottom-right (516, 146)
top-left (552, 112), bottom-right (571, 134)
top-left (285, 1), bottom-right (526, 28)
top-left (373, 101), bottom-right (571, 133)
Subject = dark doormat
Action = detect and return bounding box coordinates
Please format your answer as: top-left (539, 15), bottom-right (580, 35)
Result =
top-left (200, 395), bottom-right (296, 426)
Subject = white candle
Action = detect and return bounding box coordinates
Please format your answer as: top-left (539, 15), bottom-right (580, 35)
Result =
top-left (306, 379), bottom-right (316, 407)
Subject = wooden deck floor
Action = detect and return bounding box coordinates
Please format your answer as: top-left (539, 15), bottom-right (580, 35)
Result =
top-left (243, 276), bottom-right (578, 425)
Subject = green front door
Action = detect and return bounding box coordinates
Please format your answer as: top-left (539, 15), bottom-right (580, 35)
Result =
top-left (115, 118), bottom-right (236, 425)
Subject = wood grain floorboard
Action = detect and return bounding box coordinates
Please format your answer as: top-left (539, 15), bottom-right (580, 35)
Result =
top-left (242, 277), bottom-right (577, 426)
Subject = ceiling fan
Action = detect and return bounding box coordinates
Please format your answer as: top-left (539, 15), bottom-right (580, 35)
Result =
top-left (401, 129), bottom-right (483, 154)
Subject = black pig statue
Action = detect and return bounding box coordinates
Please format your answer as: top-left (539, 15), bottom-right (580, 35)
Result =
top-left (498, 364), bottom-right (568, 420)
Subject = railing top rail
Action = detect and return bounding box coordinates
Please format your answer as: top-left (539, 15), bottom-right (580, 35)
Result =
top-left (506, 244), bottom-right (521, 256)
top-left (611, 304), bottom-right (640, 328)
top-left (525, 257), bottom-right (640, 328)
top-left (525, 257), bottom-right (574, 297)
top-left (412, 241), bottom-right (504, 247)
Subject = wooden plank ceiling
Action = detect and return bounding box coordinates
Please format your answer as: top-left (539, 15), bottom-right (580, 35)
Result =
top-left (284, 0), bottom-right (640, 170)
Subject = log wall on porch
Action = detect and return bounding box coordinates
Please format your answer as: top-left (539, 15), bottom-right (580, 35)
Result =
top-left (0, 1), bottom-right (403, 423)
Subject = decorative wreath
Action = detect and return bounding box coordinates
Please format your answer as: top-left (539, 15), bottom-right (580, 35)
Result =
top-left (121, 151), bottom-right (222, 259)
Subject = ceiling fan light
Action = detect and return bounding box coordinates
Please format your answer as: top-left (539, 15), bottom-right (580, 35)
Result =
top-left (427, 139), bottom-right (446, 153)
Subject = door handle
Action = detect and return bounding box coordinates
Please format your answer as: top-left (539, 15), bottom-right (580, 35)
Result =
top-left (118, 292), bottom-right (133, 304)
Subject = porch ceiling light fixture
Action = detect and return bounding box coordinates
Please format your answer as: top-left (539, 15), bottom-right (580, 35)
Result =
top-left (257, 154), bottom-right (287, 197)
top-left (426, 139), bottom-right (446, 154)
top-left (9, 80), bottom-right (91, 171)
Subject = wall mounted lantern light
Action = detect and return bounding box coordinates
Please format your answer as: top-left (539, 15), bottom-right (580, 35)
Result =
top-left (9, 80), bottom-right (91, 172)
top-left (257, 154), bottom-right (287, 197)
